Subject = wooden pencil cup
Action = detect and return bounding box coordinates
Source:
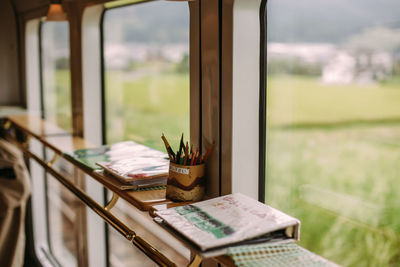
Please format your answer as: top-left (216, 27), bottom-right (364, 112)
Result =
top-left (166, 162), bottom-right (205, 202)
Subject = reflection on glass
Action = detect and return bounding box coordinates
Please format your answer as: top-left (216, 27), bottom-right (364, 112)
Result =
top-left (46, 158), bottom-right (78, 267)
top-left (47, 177), bottom-right (78, 267)
top-left (109, 226), bottom-right (156, 267)
top-left (41, 22), bottom-right (72, 132)
top-left (266, 1), bottom-right (400, 266)
top-left (108, 198), bottom-right (189, 267)
top-left (41, 22), bottom-right (78, 266)
top-left (103, 2), bottom-right (190, 151)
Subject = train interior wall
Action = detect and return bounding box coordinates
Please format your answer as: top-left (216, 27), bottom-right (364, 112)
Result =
top-left (0, 0), bottom-right (21, 105)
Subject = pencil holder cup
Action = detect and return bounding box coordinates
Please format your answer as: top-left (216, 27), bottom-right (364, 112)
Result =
top-left (166, 162), bottom-right (205, 202)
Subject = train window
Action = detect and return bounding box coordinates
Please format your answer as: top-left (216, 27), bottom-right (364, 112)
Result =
top-left (40, 21), bottom-right (79, 266)
top-left (101, 1), bottom-right (190, 265)
top-left (102, 1), bottom-right (190, 151)
top-left (40, 21), bottom-right (72, 132)
top-left (266, 0), bottom-right (400, 265)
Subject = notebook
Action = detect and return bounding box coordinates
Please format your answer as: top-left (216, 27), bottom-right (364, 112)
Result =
top-left (154, 193), bottom-right (300, 256)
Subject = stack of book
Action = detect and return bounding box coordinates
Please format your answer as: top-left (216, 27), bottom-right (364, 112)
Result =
top-left (65, 141), bottom-right (169, 189)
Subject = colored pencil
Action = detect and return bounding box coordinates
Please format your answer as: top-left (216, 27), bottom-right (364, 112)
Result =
top-left (188, 153), bottom-right (192, 165)
top-left (177, 133), bottom-right (184, 162)
top-left (183, 142), bottom-right (189, 165)
top-left (161, 133), bottom-right (175, 161)
top-left (193, 150), bottom-right (199, 165)
top-left (190, 150), bottom-right (196, 165)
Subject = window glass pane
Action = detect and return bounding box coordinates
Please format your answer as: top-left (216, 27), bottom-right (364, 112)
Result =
top-left (108, 200), bottom-right (189, 267)
top-left (46, 156), bottom-right (79, 267)
top-left (40, 22), bottom-right (77, 266)
top-left (41, 22), bottom-right (72, 132)
top-left (266, 1), bottom-right (400, 266)
top-left (103, 1), bottom-right (190, 151)
top-left (47, 176), bottom-right (78, 267)
top-left (102, 2), bottom-right (190, 265)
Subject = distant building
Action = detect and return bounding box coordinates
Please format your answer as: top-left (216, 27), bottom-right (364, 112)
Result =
top-left (268, 42), bottom-right (335, 64)
top-left (322, 51), bottom-right (392, 84)
top-left (322, 52), bottom-right (356, 84)
top-left (267, 42), bottom-right (395, 85)
top-left (105, 43), bottom-right (188, 70)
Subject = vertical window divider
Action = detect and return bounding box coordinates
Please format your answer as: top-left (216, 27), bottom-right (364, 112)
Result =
top-left (99, 8), bottom-right (111, 267)
top-left (258, 0), bottom-right (268, 202)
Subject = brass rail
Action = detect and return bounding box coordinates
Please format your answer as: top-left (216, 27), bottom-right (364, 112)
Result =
top-left (3, 117), bottom-right (188, 266)
top-left (21, 146), bottom-right (177, 267)
top-left (134, 236), bottom-right (177, 267)
top-left (25, 148), bottom-right (135, 239)
top-left (104, 192), bottom-right (119, 211)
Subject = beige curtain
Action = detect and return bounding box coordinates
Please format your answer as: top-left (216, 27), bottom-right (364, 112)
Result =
top-left (0, 139), bottom-right (31, 267)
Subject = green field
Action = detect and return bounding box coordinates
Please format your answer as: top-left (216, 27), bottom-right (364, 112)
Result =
top-left (44, 70), bottom-right (72, 132)
top-left (105, 68), bottom-right (190, 151)
top-left (267, 75), bottom-right (400, 126)
top-left (267, 75), bottom-right (400, 266)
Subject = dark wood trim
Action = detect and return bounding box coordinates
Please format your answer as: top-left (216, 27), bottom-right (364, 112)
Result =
top-left (201, 0), bottom-right (220, 199)
top-left (9, 0), bottom-right (24, 107)
top-left (17, 15), bottom-right (27, 107)
top-left (65, 2), bottom-right (85, 137)
top-left (220, 0), bottom-right (233, 196)
top-left (18, 6), bottom-right (48, 20)
top-left (189, 0), bottom-right (201, 152)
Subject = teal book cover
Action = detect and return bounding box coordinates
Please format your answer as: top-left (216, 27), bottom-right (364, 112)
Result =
top-left (64, 145), bottom-right (110, 171)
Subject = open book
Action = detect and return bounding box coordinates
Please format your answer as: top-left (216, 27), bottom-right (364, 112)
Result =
top-left (154, 193), bottom-right (300, 254)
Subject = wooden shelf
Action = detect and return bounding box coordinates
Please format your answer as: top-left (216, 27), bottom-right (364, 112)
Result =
top-left (8, 114), bottom-right (69, 138)
top-left (5, 114), bottom-right (191, 267)
top-left (8, 114), bottom-right (175, 212)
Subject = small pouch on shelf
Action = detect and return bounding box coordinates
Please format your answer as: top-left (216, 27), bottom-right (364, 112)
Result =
top-left (166, 162), bottom-right (205, 202)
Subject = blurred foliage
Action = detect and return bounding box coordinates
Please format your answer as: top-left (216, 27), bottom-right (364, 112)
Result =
top-left (104, 67), bottom-right (189, 151)
top-left (55, 57), bottom-right (69, 70)
top-left (175, 53), bottom-right (189, 74)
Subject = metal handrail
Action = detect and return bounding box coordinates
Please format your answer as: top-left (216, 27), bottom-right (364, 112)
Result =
top-left (2, 117), bottom-right (186, 266)
top-left (21, 145), bottom-right (177, 267)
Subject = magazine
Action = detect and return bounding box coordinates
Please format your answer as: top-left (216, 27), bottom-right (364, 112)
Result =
top-left (96, 141), bottom-right (169, 185)
top-left (65, 141), bottom-right (169, 186)
top-left (154, 193), bottom-right (300, 252)
top-left (64, 145), bottom-right (109, 171)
